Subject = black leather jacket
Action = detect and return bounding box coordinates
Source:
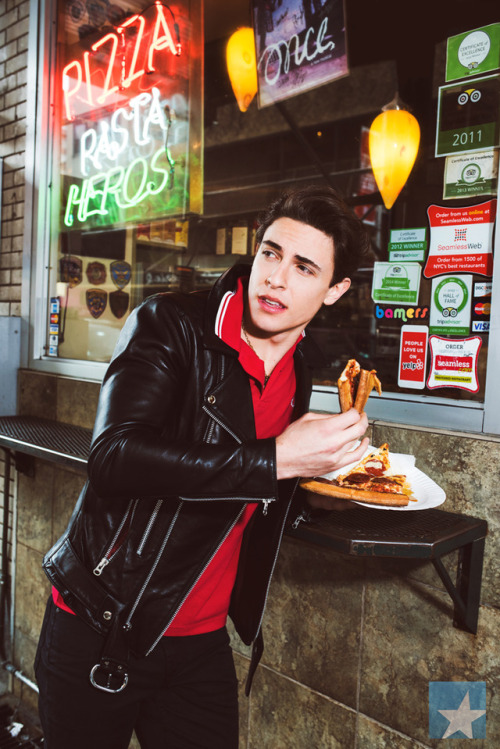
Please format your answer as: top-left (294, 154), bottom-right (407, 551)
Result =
top-left (43, 264), bottom-right (323, 689)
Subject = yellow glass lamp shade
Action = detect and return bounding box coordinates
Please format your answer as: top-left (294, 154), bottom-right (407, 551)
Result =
top-left (226, 27), bottom-right (258, 113)
top-left (368, 107), bottom-right (420, 209)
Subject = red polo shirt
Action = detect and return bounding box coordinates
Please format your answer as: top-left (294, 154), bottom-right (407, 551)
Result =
top-left (53, 277), bottom-right (299, 636)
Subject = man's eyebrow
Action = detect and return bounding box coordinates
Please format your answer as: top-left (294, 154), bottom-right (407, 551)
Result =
top-left (295, 254), bottom-right (322, 273)
top-left (262, 241), bottom-right (323, 273)
top-left (262, 239), bottom-right (282, 251)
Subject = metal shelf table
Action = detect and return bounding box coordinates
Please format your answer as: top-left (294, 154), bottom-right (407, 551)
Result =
top-left (287, 506), bottom-right (487, 634)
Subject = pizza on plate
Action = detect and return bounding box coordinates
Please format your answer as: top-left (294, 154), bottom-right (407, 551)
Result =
top-left (300, 443), bottom-right (414, 507)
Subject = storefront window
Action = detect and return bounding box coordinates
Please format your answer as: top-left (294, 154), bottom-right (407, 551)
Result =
top-left (31, 0), bottom-right (500, 432)
top-left (48, 0), bottom-right (202, 361)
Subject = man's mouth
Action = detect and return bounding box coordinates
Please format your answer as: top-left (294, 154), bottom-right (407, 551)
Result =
top-left (259, 295), bottom-right (286, 311)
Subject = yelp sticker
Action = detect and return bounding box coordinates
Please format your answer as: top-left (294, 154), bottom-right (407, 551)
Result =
top-left (427, 336), bottom-right (482, 392)
top-left (398, 325), bottom-right (428, 390)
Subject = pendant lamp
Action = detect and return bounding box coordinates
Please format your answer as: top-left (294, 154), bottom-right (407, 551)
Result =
top-left (368, 95), bottom-right (420, 209)
top-left (226, 27), bottom-right (258, 113)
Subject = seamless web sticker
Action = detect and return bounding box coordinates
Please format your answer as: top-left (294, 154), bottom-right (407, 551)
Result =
top-left (427, 336), bottom-right (482, 392)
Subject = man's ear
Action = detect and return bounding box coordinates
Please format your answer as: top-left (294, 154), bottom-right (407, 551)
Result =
top-left (323, 277), bottom-right (351, 306)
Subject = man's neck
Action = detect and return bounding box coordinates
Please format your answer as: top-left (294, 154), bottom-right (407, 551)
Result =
top-left (241, 312), bottom-right (302, 376)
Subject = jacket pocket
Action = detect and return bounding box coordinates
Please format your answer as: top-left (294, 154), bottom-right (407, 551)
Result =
top-left (93, 498), bottom-right (138, 576)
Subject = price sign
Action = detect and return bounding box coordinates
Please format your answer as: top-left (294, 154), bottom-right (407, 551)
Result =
top-left (436, 75), bottom-right (500, 157)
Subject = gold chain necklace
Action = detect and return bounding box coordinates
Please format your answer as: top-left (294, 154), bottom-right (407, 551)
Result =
top-left (241, 319), bottom-right (270, 385)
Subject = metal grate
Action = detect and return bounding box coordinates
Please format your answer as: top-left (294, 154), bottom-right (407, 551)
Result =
top-left (319, 506), bottom-right (475, 541)
top-left (0, 703), bottom-right (43, 748)
top-left (288, 504), bottom-right (487, 561)
top-left (0, 416), bottom-right (92, 469)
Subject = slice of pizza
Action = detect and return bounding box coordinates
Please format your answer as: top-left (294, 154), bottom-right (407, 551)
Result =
top-left (300, 444), bottom-right (414, 506)
top-left (338, 359), bottom-right (382, 413)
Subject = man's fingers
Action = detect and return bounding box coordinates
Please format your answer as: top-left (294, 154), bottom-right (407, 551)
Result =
top-left (333, 436), bottom-right (370, 470)
top-left (301, 408), bottom-right (365, 427)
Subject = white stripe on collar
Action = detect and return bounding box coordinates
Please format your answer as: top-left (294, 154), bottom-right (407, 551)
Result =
top-left (214, 290), bottom-right (235, 339)
top-left (215, 290), bottom-right (307, 341)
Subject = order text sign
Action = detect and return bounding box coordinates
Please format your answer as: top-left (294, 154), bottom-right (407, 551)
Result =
top-left (424, 200), bottom-right (496, 278)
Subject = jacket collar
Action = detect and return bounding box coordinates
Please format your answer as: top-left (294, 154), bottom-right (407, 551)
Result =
top-left (203, 262), bottom-right (327, 370)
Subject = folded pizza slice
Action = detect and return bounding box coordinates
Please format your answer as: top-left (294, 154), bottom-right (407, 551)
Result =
top-left (338, 359), bottom-right (382, 413)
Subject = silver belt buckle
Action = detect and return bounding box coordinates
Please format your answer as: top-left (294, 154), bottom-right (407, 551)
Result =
top-left (90, 660), bottom-right (129, 693)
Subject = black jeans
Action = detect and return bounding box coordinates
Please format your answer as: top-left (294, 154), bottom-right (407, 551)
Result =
top-left (35, 598), bottom-right (239, 749)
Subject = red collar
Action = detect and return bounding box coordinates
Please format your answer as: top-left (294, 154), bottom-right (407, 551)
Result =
top-left (215, 276), bottom-right (302, 388)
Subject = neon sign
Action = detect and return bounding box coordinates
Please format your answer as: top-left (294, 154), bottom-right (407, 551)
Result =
top-left (62, 2), bottom-right (181, 122)
top-left (60, 1), bottom-right (200, 230)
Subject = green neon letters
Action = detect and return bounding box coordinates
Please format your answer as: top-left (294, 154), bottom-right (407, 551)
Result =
top-left (64, 146), bottom-right (171, 227)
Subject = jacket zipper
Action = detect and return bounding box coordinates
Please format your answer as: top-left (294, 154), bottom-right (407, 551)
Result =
top-left (179, 494), bottom-right (274, 509)
top-left (93, 498), bottom-right (137, 576)
top-left (145, 504), bottom-right (246, 656)
top-left (136, 498), bottom-right (164, 556)
top-left (292, 510), bottom-right (309, 529)
top-left (202, 405), bottom-right (242, 445)
top-left (253, 478), bottom-right (300, 638)
top-left (201, 406), bottom-right (274, 515)
top-left (202, 354), bottom-right (226, 444)
top-left (123, 501), bottom-right (183, 628)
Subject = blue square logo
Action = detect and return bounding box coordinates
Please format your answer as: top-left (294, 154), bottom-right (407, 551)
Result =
top-left (429, 682), bottom-right (486, 739)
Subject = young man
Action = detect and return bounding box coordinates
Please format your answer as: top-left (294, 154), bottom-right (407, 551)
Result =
top-left (36, 185), bottom-right (369, 748)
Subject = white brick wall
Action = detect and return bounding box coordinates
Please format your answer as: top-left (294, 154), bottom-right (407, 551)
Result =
top-left (0, 0), bottom-right (29, 317)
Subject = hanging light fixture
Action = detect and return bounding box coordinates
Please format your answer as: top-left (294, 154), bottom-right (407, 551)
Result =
top-left (368, 94), bottom-right (420, 209)
top-left (226, 27), bottom-right (258, 113)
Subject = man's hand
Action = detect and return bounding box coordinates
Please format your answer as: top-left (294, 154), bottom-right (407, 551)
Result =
top-left (275, 408), bottom-right (369, 481)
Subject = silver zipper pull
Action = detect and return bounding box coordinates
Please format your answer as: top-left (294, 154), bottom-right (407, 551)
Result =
top-left (292, 513), bottom-right (305, 530)
top-left (262, 499), bottom-right (270, 516)
top-left (93, 557), bottom-right (110, 576)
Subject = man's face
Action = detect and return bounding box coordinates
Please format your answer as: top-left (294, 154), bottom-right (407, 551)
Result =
top-left (247, 217), bottom-right (350, 339)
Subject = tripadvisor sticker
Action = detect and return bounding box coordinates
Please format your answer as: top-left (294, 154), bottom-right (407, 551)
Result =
top-left (443, 150), bottom-right (498, 199)
top-left (371, 262), bottom-right (421, 305)
top-left (430, 275), bottom-right (472, 335)
top-left (446, 23), bottom-right (500, 82)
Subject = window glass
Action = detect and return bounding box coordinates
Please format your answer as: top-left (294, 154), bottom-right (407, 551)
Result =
top-left (49, 0), bottom-right (202, 361)
top-left (43, 0), bottom-right (499, 414)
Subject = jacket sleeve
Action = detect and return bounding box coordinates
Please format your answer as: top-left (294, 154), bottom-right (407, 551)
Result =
top-left (87, 295), bottom-right (278, 502)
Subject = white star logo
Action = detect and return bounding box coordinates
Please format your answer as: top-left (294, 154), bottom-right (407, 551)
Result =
top-left (438, 690), bottom-right (486, 738)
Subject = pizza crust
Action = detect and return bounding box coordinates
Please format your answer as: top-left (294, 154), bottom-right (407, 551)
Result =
top-left (301, 443), bottom-right (413, 507)
top-left (300, 477), bottom-right (410, 506)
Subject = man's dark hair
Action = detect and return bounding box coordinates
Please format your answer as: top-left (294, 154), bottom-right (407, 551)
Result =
top-left (255, 185), bottom-right (370, 285)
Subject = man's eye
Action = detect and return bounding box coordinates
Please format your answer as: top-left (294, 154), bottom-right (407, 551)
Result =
top-left (297, 264), bottom-right (313, 275)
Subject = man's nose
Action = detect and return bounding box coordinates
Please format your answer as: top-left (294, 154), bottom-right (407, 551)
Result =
top-left (267, 262), bottom-right (288, 288)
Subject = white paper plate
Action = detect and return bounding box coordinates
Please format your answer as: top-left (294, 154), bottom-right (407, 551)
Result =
top-left (353, 465), bottom-right (446, 511)
top-left (322, 445), bottom-right (446, 512)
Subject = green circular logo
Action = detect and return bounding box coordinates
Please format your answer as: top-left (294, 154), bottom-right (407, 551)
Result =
top-left (434, 277), bottom-right (469, 315)
top-left (461, 163), bottom-right (481, 184)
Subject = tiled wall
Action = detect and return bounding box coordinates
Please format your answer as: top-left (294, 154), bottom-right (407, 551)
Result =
top-left (0, 0), bottom-right (28, 317)
top-left (12, 370), bottom-right (500, 747)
